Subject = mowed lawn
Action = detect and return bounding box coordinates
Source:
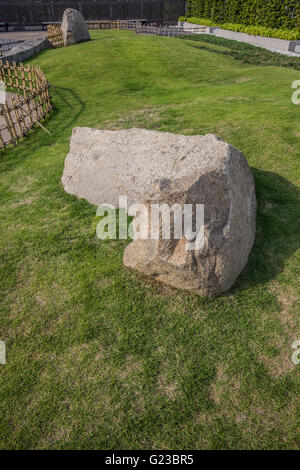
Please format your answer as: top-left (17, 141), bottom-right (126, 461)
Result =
top-left (0, 30), bottom-right (299, 450)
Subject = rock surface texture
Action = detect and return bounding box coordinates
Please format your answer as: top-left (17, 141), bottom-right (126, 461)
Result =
top-left (62, 127), bottom-right (256, 297)
top-left (61, 8), bottom-right (90, 47)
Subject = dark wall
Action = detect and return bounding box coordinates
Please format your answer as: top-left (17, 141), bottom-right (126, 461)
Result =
top-left (0, 1), bottom-right (186, 24)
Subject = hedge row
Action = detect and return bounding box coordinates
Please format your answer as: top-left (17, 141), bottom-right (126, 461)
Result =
top-left (179, 16), bottom-right (300, 40)
top-left (184, 0), bottom-right (300, 31)
top-left (179, 16), bottom-right (216, 26)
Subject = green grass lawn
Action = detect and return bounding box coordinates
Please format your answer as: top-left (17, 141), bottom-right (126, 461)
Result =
top-left (0, 30), bottom-right (299, 450)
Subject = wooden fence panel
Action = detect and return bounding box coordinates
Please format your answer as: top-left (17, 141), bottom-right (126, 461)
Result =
top-left (0, 60), bottom-right (52, 150)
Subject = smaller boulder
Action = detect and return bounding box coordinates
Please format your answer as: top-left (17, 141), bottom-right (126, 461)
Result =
top-left (61, 8), bottom-right (90, 47)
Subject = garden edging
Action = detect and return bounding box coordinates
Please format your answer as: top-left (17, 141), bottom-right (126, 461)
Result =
top-left (1, 37), bottom-right (51, 64)
top-left (179, 21), bottom-right (300, 55)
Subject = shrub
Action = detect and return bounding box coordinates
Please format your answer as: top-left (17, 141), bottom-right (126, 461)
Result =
top-left (180, 17), bottom-right (300, 40)
top-left (220, 23), bottom-right (300, 41)
top-left (179, 16), bottom-right (217, 26)
top-left (185, 0), bottom-right (300, 31)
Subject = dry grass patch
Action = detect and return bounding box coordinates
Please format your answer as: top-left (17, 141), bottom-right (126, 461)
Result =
top-left (10, 196), bottom-right (38, 208)
top-left (100, 107), bottom-right (161, 130)
top-left (270, 281), bottom-right (299, 330)
top-left (157, 359), bottom-right (179, 401)
top-left (209, 364), bottom-right (239, 405)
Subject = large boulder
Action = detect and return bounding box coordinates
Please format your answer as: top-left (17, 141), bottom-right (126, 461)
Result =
top-left (62, 127), bottom-right (256, 297)
top-left (61, 8), bottom-right (90, 47)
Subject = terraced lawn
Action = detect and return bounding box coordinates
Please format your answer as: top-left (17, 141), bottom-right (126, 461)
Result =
top-left (0, 30), bottom-right (299, 449)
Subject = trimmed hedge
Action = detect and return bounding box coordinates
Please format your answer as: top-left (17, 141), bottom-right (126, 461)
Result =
top-left (179, 16), bottom-right (216, 26)
top-left (179, 17), bottom-right (300, 40)
top-left (220, 23), bottom-right (300, 40)
top-left (184, 0), bottom-right (300, 30)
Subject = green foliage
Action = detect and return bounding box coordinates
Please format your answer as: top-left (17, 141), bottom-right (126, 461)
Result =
top-left (179, 31), bottom-right (300, 68)
top-left (0, 30), bottom-right (299, 450)
top-left (179, 16), bottom-right (217, 26)
top-left (185, 0), bottom-right (300, 31)
top-left (181, 17), bottom-right (300, 40)
top-left (220, 23), bottom-right (300, 40)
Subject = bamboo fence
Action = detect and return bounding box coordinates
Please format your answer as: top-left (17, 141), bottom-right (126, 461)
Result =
top-left (135, 25), bottom-right (207, 37)
top-left (0, 60), bottom-right (52, 149)
top-left (47, 20), bottom-right (143, 48)
top-left (47, 25), bottom-right (64, 48)
top-left (86, 20), bottom-right (142, 30)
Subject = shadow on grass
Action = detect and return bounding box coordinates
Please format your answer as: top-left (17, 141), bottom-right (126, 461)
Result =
top-left (112, 168), bottom-right (299, 298)
top-left (0, 85), bottom-right (85, 174)
top-left (179, 34), bottom-right (300, 70)
top-left (121, 167), bottom-right (300, 298)
top-left (232, 168), bottom-right (300, 294)
top-left (51, 85), bottom-right (86, 133)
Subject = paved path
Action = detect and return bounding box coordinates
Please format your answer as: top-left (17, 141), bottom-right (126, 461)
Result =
top-left (191, 30), bottom-right (300, 57)
top-left (0, 31), bottom-right (47, 41)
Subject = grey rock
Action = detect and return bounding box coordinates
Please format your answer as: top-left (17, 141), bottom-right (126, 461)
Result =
top-left (61, 8), bottom-right (90, 47)
top-left (62, 127), bottom-right (256, 297)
